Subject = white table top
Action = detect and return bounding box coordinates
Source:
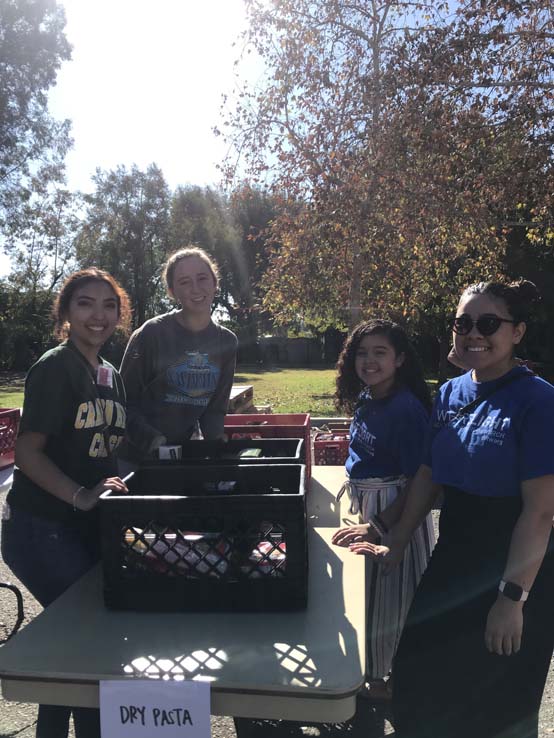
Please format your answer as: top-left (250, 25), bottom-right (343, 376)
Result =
top-left (0, 466), bottom-right (364, 722)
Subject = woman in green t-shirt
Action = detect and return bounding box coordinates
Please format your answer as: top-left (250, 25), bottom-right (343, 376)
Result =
top-left (1, 268), bottom-right (131, 738)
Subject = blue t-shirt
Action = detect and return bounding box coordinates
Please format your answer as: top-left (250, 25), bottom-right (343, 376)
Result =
top-left (425, 366), bottom-right (554, 497)
top-left (346, 388), bottom-right (429, 479)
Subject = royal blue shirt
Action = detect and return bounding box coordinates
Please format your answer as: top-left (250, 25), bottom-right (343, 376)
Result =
top-left (346, 388), bottom-right (429, 479)
top-left (425, 366), bottom-right (554, 497)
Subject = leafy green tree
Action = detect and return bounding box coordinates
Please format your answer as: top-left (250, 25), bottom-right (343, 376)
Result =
top-left (76, 164), bottom-right (172, 326)
top-left (228, 184), bottom-right (279, 340)
top-left (0, 279), bottom-right (55, 369)
top-left (3, 181), bottom-right (80, 293)
top-left (0, 0), bottom-right (72, 227)
top-left (170, 185), bottom-right (239, 315)
top-left (0, 164), bottom-right (80, 370)
top-left (170, 184), bottom-right (279, 354)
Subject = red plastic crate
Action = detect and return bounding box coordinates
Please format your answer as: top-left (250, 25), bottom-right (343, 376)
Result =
top-left (0, 408), bottom-right (20, 469)
top-left (224, 413), bottom-right (311, 478)
top-left (313, 430), bottom-right (350, 466)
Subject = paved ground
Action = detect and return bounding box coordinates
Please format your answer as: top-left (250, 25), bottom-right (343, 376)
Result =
top-left (0, 485), bottom-right (552, 737)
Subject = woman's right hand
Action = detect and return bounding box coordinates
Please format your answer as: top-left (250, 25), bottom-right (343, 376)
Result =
top-left (331, 523), bottom-right (377, 547)
top-left (74, 477), bottom-right (129, 511)
top-left (349, 533), bottom-right (407, 572)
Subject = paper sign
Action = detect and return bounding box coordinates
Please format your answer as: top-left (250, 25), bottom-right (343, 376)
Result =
top-left (100, 679), bottom-right (210, 738)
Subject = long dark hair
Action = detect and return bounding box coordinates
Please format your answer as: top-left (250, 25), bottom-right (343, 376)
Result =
top-left (52, 268), bottom-right (132, 340)
top-left (335, 319), bottom-right (431, 413)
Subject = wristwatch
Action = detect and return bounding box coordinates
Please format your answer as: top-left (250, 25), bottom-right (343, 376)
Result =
top-left (498, 580), bottom-right (529, 602)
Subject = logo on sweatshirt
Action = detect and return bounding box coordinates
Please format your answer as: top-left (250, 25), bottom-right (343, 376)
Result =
top-left (165, 352), bottom-right (220, 406)
top-left (351, 422), bottom-right (377, 457)
top-left (435, 408), bottom-right (511, 447)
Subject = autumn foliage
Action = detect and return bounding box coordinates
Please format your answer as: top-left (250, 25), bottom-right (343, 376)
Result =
top-left (222, 0), bottom-right (554, 373)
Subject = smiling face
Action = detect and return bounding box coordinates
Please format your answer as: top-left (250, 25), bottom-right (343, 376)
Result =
top-left (453, 292), bottom-right (526, 381)
top-left (65, 280), bottom-right (120, 362)
top-left (168, 256), bottom-right (217, 317)
top-left (354, 333), bottom-right (405, 399)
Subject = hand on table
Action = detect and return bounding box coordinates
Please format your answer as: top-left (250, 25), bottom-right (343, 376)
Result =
top-left (349, 536), bottom-right (406, 574)
top-left (485, 597), bottom-right (523, 656)
top-left (349, 541), bottom-right (390, 558)
top-left (332, 523), bottom-right (377, 547)
top-left (74, 476), bottom-right (129, 511)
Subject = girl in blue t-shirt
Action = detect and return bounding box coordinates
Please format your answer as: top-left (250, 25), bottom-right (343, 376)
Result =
top-left (331, 319), bottom-right (435, 699)
top-left (375, 280), bottom-right (554, 738)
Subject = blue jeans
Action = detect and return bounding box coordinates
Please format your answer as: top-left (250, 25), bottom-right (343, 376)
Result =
top-left (1, 505), bottom-right (101, 738)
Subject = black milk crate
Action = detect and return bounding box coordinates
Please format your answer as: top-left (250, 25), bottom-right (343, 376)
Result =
top-left (151, 438), bottom-right (305, 466)
top-left (224, 413), bottom-right (312, 479)
top-left (100, 464), bottom-right (307, 612)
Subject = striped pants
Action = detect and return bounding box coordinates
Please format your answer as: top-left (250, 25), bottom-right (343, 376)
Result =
top-left (339, 476), bottom-right (435, 679)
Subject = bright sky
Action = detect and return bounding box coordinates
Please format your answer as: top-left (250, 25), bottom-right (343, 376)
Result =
top-left (49, 0), bottom-right (253, 193)
top-left (0, 0), bottom-right (255, 275)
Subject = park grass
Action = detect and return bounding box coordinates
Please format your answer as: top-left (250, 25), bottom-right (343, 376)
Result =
top-left (0, 367), bottom-right (439, 415)
top-left (0, 373), bottom-right (24, 409)
top-left (236, 367), bottom-right (439, 414)
top-left (0, 367), bottom-right (338, 414)
top-left (235, 366), bottom-right (337, 416)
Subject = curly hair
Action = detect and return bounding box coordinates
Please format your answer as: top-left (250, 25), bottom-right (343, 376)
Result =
top-left (52, 268), bottom-right (132, 340)
top-left (335, 319), bottom-right (431, 414)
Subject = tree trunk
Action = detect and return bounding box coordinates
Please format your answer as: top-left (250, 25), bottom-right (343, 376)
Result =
top-left (437, 334), bottom-right (450, 385)
top-left (348, 243), bottom-right (362, 329)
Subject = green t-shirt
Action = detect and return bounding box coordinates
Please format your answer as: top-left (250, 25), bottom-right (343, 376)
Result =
top-left (8, 340), bottom-right (126, 526)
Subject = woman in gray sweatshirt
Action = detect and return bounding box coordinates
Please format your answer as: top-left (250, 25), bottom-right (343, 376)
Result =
top-left (120, 247), bottom-right (238, 461)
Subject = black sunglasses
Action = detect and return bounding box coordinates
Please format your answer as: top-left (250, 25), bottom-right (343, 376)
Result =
top-left (450, 313), bottom-right (516, 336)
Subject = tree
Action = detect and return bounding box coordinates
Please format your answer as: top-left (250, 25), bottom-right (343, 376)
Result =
top-left (222, 1), bottom-right (554, 377)
top-left (76, 164), bottom-right (172, 326)
top-left (228, 183), bottom-right (279, 340)
top-left (221, 0), bottom-right (451, 326)
top-left (170, 184), bottom-right (278, 352)
top-left (2, 175), bottom-right (80, 293)
top-left (0, 164), bottom-right (81, 370)
top-left (169, 185), bottom-right (240, 316)
top-left (0, 0), bottom-right (72, 226)
top-left (0, 279), bottom-right (55, 369)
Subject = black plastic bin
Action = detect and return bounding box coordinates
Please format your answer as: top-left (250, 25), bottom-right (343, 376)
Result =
top-left (150, 438), bottom-right (305, 466)
top-left (100, 464), bottom-right (307, 612)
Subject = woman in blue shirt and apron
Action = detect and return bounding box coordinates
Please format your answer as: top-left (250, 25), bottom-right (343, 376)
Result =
top-left (331, 319), bottom-right (435, 699)
top-left (371, 280), bottom-right (554, 738)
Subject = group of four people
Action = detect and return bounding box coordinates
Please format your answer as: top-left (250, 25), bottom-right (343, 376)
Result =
top-left (1, 247), bottom-right (553, 738)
